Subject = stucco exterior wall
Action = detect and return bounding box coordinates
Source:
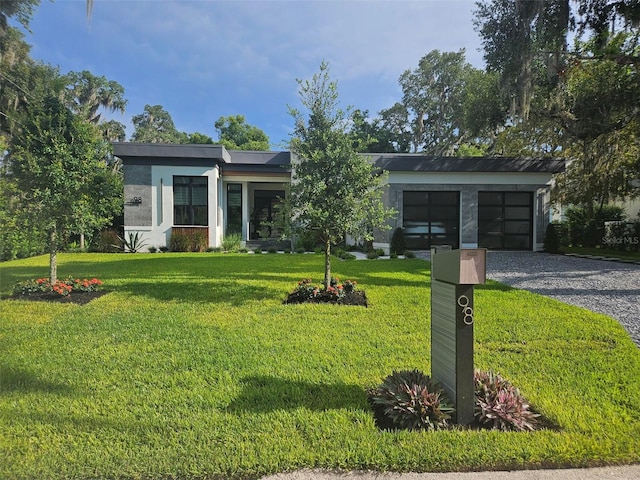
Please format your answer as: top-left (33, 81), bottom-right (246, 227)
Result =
top-left (124, 164), bottom-right (221, 249)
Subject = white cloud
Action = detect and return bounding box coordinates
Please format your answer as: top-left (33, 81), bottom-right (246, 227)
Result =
top-left (28, 0), bottom-right (485, 143)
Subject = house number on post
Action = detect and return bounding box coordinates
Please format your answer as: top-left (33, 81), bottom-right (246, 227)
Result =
top-left (430, 248), bottom-right (486, 425)
top-left (457, 295), bottom-right (474, 325)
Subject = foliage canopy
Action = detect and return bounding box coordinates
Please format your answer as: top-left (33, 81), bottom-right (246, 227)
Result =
top-left (6, 94), bottom-right (121, 280)
top-left (287, 62), bottom-right (395, 287)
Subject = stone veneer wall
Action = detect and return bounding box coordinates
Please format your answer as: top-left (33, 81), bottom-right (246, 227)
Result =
top-left (123, 164), bottom-right (152, 227)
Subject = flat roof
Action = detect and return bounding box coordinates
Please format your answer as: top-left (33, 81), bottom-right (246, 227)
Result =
top-left (112, 143), bottom-right (565, 173)
top-left (112, 142), bottom-right (231, 163)
top-left (368, 154), bottom-right (565, 173)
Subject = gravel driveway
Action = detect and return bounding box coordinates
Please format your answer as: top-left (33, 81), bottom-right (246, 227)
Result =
top-left (420, 251), bottom-right (640, 347)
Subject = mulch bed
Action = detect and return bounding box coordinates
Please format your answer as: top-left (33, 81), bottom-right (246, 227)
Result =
top-left (10, 290), bottom-right (108, 305)
top-left (284, 290), bottom-right (368, 307)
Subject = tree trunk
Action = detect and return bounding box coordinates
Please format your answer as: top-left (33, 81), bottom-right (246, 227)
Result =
top-left (49, 227), bottom-right (58, 284)
top-left (324, 234), bottom-right (331, 290)
top-left (80, 232), bottom-right (85, 250)
top-left (583, 141), bottom-right (595, 221)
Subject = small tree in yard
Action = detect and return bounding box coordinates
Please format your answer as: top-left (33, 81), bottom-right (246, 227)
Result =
top-left (6, 94), bottom-right (121, 283)
top-left (287, 62), bottom-right (396, 288)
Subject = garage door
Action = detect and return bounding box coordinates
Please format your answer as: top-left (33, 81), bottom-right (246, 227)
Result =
top-left (478, 192), bottom-right (532, 250)
top-left (403, 191), bottom-right (460, 250)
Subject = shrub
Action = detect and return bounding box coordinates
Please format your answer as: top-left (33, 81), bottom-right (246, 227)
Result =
top-left (0, 218), bottom-right (46, 261)
top-left (566, 205), bottom-right (626, 247)
top-left (390, 227), bottom-right (406, 256)
top-left (474, 369), bottom-right (539, 432)
top-left (404, 250), bottom-right (416, 258)
top-left (148, 246), bottom-right (158, 253)
top-left (170, 230), bottom-right (207, 252)
top-left (94, 229), bottom-right (121, 253)
top-left (254, 247), bottom-right (263, 254)
top-left (334, 248), bottom-right (356, 260)
top-left (190, 230), bottom-right (208, 252)
top-left (267, 246), bottom-right (278, 254)
top-left (367, 250), bottom-right (380, 260)
top-left (170, 232), bottom-right (191, 252)
top-left (552, 221), bottom-right (570, 247)
top-left (159, 246), bottom-right (169, 253)
top-left (222, 233), bottom-right (242, 252)
top-left (543, 223), bottom-right (562, 254)
top-left (295, 247), bottom-right (306, 254)
top-left (284, 248), bottom-right (291, 254)
top-left (368, 369), bottom-right (454, 431)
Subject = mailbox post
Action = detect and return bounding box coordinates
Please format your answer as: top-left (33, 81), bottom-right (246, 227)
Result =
top-left (430, 248), bottom-right (486, 425)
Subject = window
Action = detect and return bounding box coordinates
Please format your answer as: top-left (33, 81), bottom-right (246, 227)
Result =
top-left (226, 183), bottom-right (242, 235)
top-left (174, 176), bottom-right (208, 226)
top-left (478, 192), bottom-right (532, 250)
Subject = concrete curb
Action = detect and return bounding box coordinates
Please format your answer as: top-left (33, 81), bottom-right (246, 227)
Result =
top-left (261, 465), bottom-right (640, 479)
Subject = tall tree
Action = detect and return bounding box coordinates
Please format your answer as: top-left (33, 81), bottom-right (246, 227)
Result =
top-left (550, 42), bottom-right (640, 214)
top-left (184, 131), bottom-right (214, 144)
top-left (287, 62), bottom-right (395, 288)
top-left (63, 70), bottom-right (127, 124)
top-left (474, 0), bottom-right (640, 220)
top-left (131, 104), bottom-right (182, 143)
top-left (0, 0), bottom-right (39, 33)
top-left (214, 115), bottom-right (270, 150)
top-left (6, 94), bottom-right (121, 281)
top-left (398, 50), bottom-right (476, 154)
top-left (348, 109), bottom-right (408, 153)
top-left (100, 119), bottom-right (126, 142)
top-left (474, 0), bottom-right (570, 121)
top-left (376, 103), bottom-right (413, 153)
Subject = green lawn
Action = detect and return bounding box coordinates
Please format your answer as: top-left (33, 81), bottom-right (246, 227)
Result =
top-left (1, 253), bottom-right (639, 479)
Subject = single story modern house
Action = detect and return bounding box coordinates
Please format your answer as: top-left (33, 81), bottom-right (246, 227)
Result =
top-left (113, 143), bottom-right (565, 252)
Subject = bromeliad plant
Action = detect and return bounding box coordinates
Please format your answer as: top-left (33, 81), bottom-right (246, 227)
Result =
top-left (370, 368), bottom-right (541, 432)
top-left (13, 276), bottom-right (103, 298)
top-left (368, 369), bottom-right (454, 431)
top-left (474, 369), bottom-right (540, 432)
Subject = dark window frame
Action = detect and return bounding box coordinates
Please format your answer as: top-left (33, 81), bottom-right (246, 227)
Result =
top-left (173, 176), bottom-right (208, 226)
top-left (478, 191), bottom-right (533, 250)
top-left (226, 183), bottom-right (243, 235)
top-left (402, 191), bottom-right (460, 250)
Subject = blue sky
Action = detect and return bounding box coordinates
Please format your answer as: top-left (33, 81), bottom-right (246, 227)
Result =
top-left (23, 0), bottom-right (485, 149)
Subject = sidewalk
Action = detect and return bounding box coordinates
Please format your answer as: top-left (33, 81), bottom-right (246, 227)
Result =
top-left (262, 464), bottom-right (640, 479)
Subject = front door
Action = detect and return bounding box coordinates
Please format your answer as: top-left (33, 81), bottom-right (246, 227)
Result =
top-left (252, 190), bottom-right (285, 239)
